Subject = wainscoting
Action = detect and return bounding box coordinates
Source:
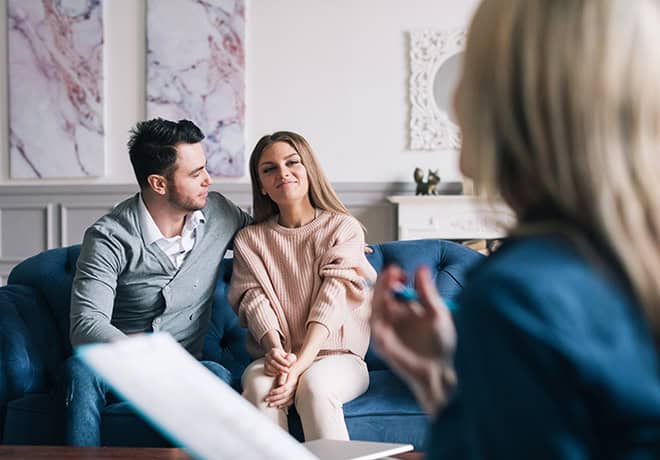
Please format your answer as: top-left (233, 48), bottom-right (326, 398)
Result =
top-left (0, 182), bottom-right (461, 285)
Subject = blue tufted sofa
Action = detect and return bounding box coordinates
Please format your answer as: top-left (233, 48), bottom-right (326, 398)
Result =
top-left (0, 239), bottom-right (483, 449)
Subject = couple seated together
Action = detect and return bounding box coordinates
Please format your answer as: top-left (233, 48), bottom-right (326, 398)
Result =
top-left (63, 117), bottom-right (375, 445)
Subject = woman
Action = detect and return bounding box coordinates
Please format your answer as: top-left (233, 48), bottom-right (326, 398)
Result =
top-left (228, 131), bottom-right (376, 441)
top-left (371, 0), bottom-right (660, 458)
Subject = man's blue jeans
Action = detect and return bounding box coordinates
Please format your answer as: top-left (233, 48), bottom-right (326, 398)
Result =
top-left (60, 355), bottom-right (232, 446)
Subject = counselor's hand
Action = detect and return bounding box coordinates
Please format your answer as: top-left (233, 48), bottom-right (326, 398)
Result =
top-left (264, 348), bottom-right (296, 377)
top-left (370, 265), bottom-right (457, 418)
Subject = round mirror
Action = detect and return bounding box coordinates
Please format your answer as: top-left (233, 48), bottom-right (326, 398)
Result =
top-left (432, 52), bottom-right (463, 124)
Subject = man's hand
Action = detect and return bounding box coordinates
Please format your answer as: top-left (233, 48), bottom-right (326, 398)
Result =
top-left (370, 265), bottom-right (457, 417)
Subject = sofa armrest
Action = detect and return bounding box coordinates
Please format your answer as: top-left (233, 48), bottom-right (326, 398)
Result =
top-left (7, 246), bottom-right (79, 351)
top-left (0, 284), bottom-right (66, 431)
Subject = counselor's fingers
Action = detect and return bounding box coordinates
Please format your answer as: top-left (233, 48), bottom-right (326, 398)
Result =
top-left (414, 265), bottom-right (445, 319)
top-left (372, 266), bottom-right (406, 311)
top-left (371, 318), bottom-right (431, 382)
top-left (379, 290), bottom-right (415, 324)
top-left (373, 266), bottom-right (416, 324)
top-left (414, 266), bottom-right (457, 358)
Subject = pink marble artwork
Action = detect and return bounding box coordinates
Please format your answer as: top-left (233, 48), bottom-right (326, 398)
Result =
top-left (147, 0), bottom-right (245, 177)
top-left (8, 0), bottom-right (104, 178)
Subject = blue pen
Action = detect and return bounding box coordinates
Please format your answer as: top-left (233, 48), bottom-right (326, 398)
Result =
top-left (362, 279), bottom-right (419, 302)
top-left (362, 278), bottom-right (457, 310)
top-left (364, 279), bottom-right (457, 311)
top-left (394, 284), bottom-right (459, 311)
top-left (392, 282), bottom-right (419, 302)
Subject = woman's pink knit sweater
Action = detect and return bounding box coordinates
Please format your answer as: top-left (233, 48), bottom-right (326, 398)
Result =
top-left (227, 211), bottom-right (377, 359)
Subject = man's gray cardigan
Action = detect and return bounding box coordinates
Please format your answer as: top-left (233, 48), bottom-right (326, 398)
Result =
top-left (70, 192), bottom-right (252, 358)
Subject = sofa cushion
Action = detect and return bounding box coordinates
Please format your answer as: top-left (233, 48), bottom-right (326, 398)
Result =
top-left (346, 414), bottom-right (428, 449)
top-left (344, 370), bottom-right (424, 417)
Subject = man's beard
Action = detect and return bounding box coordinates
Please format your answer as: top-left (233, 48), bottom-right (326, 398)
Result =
top-left (166, 181), bottom-right (205, 212)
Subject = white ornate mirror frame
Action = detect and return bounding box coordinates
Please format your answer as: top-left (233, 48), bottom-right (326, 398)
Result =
top-left (409, 29), bottom-right (466, 150)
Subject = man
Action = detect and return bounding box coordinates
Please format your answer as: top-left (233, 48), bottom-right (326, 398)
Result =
top-left (62, 118), bottom-right (252, 446)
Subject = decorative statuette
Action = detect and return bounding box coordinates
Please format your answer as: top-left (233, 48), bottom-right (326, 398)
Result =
top-left (414, 167), bottom-right (441, 195)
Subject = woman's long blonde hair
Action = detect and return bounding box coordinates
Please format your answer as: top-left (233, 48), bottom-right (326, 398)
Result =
top-left (248, 131), bottom-right (350, 224)
top-left (457, 0), bottom-right (660, 340)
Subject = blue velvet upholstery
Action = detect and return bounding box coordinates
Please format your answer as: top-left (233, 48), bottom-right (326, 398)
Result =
top-left (0, 239), bottom-right (483, 448)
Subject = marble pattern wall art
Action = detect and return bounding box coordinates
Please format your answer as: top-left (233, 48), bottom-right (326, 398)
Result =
top-left (8, 0), bottom-right (104, 178)
top-left (147, 0), bottom-right (245, 177)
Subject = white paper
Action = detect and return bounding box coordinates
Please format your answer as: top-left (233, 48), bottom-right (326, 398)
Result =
top-left (78, 333), bottom-right (317, 460)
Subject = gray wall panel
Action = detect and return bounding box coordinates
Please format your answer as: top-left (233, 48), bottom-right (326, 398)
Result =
top-left (60, 204), bottom-right (117, 247)
top-left (350, 204), bottom-right (396, 245)
top-left (0, 204), bottom-right (51, 261)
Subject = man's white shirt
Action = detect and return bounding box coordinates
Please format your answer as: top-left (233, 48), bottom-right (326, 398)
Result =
top-left (138, 194), bottom-right (205, 269)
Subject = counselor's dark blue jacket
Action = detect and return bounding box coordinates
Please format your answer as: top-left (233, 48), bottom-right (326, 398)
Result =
top-left (432, 234), bottom-right (660, 459)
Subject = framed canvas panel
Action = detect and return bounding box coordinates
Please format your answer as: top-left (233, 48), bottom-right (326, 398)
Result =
top-left (8, 0), bottom-right (105, 178)
top-left (147, 0), bottom-right (246, 177)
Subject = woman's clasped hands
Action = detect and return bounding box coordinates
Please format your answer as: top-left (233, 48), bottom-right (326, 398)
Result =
top-left (263, 347), bottom-right (298, 409)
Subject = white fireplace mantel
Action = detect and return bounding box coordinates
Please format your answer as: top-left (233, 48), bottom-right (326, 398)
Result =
top-left (387, 195), bottom-right (515, 241)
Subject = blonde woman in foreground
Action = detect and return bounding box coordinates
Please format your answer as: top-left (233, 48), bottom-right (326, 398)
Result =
top-left (228, 131), bottom-right (375, 441)
top-left (371, 0), bottom-right (660, 458)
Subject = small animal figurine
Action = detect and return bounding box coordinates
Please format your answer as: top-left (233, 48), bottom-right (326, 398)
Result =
top-left (414, 168), bottom-right (441, 195)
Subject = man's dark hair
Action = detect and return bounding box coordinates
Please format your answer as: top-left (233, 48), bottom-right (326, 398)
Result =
top-left (127, 118), bottom-right (205, 190)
